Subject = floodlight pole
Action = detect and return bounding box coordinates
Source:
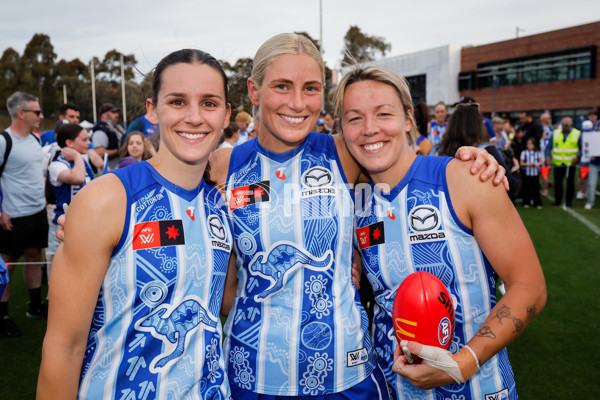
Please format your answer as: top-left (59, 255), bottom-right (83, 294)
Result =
top-left (121, 54), bottom-right (128, 130)
top-left (91, 59), bottom-right (97, 123)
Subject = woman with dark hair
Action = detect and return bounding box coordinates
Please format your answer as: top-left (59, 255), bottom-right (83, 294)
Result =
top-left (38, 49), bottom-right (233, 399)
top-left (218, 125), bottom-right (240, 149)
top-left (413, 101), bottom-right (434, 155)
top-left (439, 104), bottom-right (520, 201)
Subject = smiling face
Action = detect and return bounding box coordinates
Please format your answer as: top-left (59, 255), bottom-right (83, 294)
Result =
top-left (341, 79), bottom-right (415, 186)
top-left (127, 133), bottom-right (145, 161)
top-left (147, 62), bottom-right (230, 167)
top-left (248, 53), bottom-right (323, 153)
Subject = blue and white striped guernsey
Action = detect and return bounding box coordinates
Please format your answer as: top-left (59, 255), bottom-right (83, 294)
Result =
top-left (520, 149), bottom-right (542, 177)
top-left (78, 161), bottom-right (232, 400)
top-left (223, 132), bottom-right (375, 396)
top-left (428, 121), bottom-right (447, 155)
top-left (355, 155), bottom-right (517, 400)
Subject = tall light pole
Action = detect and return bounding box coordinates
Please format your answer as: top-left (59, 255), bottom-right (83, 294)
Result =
top-left (90, 59), bottom-right (97, 123)
top-left (120, 54), bottom-right (128, 130)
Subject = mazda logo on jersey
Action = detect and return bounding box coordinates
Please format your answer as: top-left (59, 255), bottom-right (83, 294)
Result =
top-left (208, 215), bottom-right (226, 241)
top-left (301, 167), bottom-right (333, 188)
top-left (229, 180), bottom-right (270, 210)
top-left (133, 220), bottom-right (185, 250)
top-left (408, 205), bottom-right (440, 232)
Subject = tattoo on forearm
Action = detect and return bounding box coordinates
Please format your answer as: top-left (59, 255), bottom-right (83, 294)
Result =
top-left (491, 303), bottom-right (533, 335)
top-left (492, 304), bottom-right (512, 324)
top-left (512, 317), bottom-right (524, 335)
top-left (476, 325), bottom-right (497, 339)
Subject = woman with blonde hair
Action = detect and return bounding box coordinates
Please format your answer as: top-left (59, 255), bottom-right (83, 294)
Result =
top-left (334, 64), bottom-right (546, 400)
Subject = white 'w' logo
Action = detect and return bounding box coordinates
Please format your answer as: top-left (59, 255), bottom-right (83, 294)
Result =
top-left (140, 234), bottom-right (154, 244)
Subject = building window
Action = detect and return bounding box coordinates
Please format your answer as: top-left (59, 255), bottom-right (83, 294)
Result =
top-left (458, 71), bottom-right (474, 90)
top-left (470, 46), bottom-right (596, 89)
top-left (406, 74), bottom-right (426, 104)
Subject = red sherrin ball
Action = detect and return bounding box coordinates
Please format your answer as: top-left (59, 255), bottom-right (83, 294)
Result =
top-left (392, 271), bottom-right (455, 349)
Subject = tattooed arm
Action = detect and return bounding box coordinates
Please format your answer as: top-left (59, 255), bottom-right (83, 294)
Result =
top-left (451, 158), bottom-right (546, 374)
top-left (393, 160), bottom-right (546, 389)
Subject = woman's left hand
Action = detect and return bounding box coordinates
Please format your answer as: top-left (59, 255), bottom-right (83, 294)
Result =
top-left (455, 146), bottom-right (509, 190)
top-left (391, 340), bottom-right (478, 390)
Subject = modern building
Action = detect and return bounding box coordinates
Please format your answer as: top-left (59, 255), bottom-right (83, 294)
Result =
top-left (341, 44), bottom-right (462, 106)
top-left (459, 21), bottom-right (600, 124)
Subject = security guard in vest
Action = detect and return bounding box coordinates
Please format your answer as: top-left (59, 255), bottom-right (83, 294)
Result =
top-left (550, 116), bottom-right (581, 207)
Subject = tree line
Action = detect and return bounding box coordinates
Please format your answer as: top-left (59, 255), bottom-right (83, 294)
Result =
top-left (0, 27), bottom-right (390, 124)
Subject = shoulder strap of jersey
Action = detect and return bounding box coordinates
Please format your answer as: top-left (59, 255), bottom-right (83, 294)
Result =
top-left (0, 131), bottom-right (12, 178)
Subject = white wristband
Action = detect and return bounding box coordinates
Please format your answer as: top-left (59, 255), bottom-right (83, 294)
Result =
top-left (463, 344), bottom-right (481, 370)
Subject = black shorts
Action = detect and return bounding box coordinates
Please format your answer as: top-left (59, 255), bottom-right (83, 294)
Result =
top-left (0, 208), bottom-right (49, 257)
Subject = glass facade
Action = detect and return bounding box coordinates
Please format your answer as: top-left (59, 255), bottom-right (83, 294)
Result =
top-left (406, 74), bottom-right (426, 104)
top-left (459, 46), bottom-right (596, 89)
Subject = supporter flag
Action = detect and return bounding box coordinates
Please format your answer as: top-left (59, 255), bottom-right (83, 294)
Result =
top-left (580, 166), bottom-right (590, 180)
top-left (540, 166), bottom-right (550, 180)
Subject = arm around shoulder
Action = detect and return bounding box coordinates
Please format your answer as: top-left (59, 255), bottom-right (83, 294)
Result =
top-left (334, 133), bottom-right (362, 184)
top-left (37, 174), bottom-right (127, 399)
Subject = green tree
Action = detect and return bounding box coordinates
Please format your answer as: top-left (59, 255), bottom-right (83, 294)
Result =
top-left (97, 49), bottom-right (137, 85)
top-left (53, 58), bottom-right (92, 119)
top-left (342, 25), bottom-right (391, 65)
top-left (21, 33), bottom-right (57, 111)
top-left (221, 57), bottom-right (254, 114)
top-left (0, 48), bottom-right (23, 108)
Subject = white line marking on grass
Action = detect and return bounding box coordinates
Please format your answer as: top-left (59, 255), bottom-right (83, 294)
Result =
top-left (544, 194), bottom-right (600, 236)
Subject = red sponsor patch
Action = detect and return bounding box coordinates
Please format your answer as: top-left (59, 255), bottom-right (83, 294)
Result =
top-left (229, 181), bottom-right (270, 210)
top-left (356, 221), bottom-right (385, 249)
top-left (133, 220), bottom-right (185, 250)
top-left (356, 226), bottom-right (371, 249)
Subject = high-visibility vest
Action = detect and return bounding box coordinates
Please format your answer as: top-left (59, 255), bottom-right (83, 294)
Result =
top-left (551, 128), bottom-right (580, 166)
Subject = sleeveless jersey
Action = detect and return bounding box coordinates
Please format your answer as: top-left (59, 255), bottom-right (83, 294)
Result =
top-left (355, 156), bottom-right (517, 400)
top-left (49, 154), bottom-right (95, 223)
top-left (78, 161), bottom-right (232, 400)
top-left (223, 132), bottom-right (375, 396)
top-left (428, 121), bottom-right (447, 155)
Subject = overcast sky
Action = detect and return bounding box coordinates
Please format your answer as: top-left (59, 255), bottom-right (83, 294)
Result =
top-left (0, 0), bottom-right (596, 76)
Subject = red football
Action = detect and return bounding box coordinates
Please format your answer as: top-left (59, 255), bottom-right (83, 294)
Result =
top-left (392, 271), bottom-right (455, 349)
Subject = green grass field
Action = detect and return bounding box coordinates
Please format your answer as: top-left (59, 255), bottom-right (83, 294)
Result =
top-left (1, 194), bottom-right (599, 399)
